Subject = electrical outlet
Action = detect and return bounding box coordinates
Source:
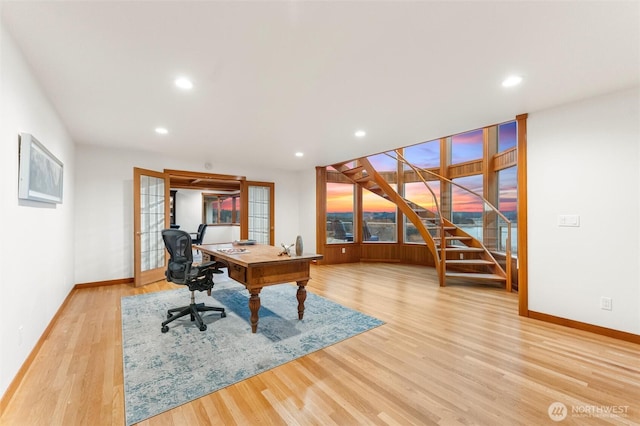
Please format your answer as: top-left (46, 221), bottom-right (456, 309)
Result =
top-left (600, 297), bottom-right (612, 311)
top-left (341, 247), bottom-right (346, 254)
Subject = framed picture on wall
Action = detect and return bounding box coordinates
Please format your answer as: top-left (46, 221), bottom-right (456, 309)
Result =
top-left (18, 133), bottom-right (64, 204)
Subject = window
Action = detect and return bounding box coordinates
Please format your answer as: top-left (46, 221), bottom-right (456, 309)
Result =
top-left (326, 182), bottom-right (355, 243)
top-left (498, 166), bottom-right (517, 253)
top-left (498, 121), bottom-right (517, 152)
top-left (362, 185), bottom-right (397, 242)
top-left (451, 175), bottom-right (483, 239)
top-left (404, 181), bottom-right (440, 244)
top-left (404, 140), bottom-right (440, 169)
top-left (318, 117), bottom-right (521, 266)
top-left (451, 129), bottom-right (483, 164)
top-left (203, 193), bottom-right (240, 225)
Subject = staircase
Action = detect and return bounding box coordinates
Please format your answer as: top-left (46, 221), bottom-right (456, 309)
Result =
top-left (330, 156), bottom-right (511, 290)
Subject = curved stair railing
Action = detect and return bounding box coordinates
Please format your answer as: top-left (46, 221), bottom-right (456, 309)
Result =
top-left (331, 151), bottom-right (512, 290)
top-left (390, 150), bottom-right (512, 290)
top-left (331, 157), bottom-right (446, 283)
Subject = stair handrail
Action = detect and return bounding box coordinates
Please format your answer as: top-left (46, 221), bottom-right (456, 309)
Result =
top-left (387, 150), bottom-right (512, 289)
top-left (354, 157), bottom-right (446, 284)
top-left (389, 151), bottom-right (511, 227)
top-left (377, 152), bottom-right (448, 283)
top-left (388, 150), bottom-right (512, 235)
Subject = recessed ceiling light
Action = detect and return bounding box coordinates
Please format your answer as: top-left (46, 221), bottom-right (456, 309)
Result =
top-left (355, 130), bottom-right (366, 138)
top-left (174, 77), bottom-right (193, 90)
top-left (295, 152), bottom-right (304, 157)
top-left (155, 127), bottom-right (168, 135)
top-left (502, 75), bottom-right (523, 88)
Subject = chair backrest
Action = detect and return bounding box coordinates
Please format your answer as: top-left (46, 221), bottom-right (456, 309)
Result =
top-left (162, 229), bottom-right (193, 283)
top-left (332, 219), bottom-right (346, 240)
top-left (363, 220), bottom-right (372, 240)
top-left (193, 223), bottom-right (207, 244)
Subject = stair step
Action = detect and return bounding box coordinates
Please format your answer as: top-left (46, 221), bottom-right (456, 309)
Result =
top-left (342, 165), bottom-right (365, 175)
top-left (434, 236), bottom-right (472, 241)
top-left (444, 246), bottom-right (484, 252)
top-left (445, 259), bottom-right (494, 265)
top-left (355, 175), bottom-right (373, 183)
top-left (445, 272), bottom-right (505, 281)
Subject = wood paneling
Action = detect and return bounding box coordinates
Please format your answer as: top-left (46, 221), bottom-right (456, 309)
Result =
top-left (320, 243), bottom-right (436, 268)
top-left (494, 147), bottom-right (517, 171)
top-left (360, 243), bottom-right (401, 262)
top-left (447, 159), bottom-right (483, 179)
top-left (318, 244), bottom-right (361, 264)
top-left (2, 263), bottom-right (638, 425)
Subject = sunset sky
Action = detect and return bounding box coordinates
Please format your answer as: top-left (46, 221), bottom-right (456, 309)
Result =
top-left (328, 122), bottom-right (518, 214)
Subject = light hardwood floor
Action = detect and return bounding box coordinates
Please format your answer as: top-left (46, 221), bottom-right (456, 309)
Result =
top-left (1, 263), bottom-right (639, 425)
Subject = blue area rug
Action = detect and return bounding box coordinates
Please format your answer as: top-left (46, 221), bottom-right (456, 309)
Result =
top-left (121, 275), bottom-right (384, 425)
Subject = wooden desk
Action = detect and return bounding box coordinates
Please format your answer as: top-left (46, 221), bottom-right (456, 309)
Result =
top-left (196, 243), bottom-right (323, 333)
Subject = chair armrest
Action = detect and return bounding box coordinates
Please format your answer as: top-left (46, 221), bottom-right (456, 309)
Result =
top-left (193, 260), bottom-right (227, 275)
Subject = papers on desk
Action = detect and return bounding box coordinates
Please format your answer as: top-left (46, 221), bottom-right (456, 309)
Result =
top-left (217, 248), bottom-right (248, 254)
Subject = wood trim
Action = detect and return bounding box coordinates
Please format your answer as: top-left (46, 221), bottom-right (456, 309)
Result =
top-left (440, 137), bottom-right (451, 220)
top-left (447, 159), bottom-right (483, 179)
top-left (493, 147), bottom-right (517, 171)
top-left (402, 168), bottom-right (440, 183)
top-left (483, 126), bottom-right (497, 248)
top-left (0, 287), bottom-right (77, 413)
top-left (528, 311), bottom-right (640, 344)
top-left (163, 169), bottom-right (246, 182)
top-left (133, 167), bottom-right (170, 287)
top-left (396, 148), bottom-right (405, 244)
top-left (74, 277), bottom-right (134, 289)
top-left (516, 113), bottom-right (528, 315)
top-left (355, 184), bottom-right (363, 243)
top-left (316, 167), bottom-right (327, 258)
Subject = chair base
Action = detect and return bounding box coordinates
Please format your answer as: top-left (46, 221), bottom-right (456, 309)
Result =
top-left (161, 302), bottom-right (226, 332)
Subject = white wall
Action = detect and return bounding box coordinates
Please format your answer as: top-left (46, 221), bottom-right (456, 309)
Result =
top-left (174, 188), bottom-right (240, 244)
top-left (74, 145), bottom-right (306, 284)
top-left (0, 25), bottom-right (76, 396)
top-left (528, 87), bottom-right (640, 334)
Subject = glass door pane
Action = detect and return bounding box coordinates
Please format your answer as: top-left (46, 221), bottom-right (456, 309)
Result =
top-left (248, 185), bottom-right (271, 244)
top-left (134, 167), bottom-right (169, 287)
top-left (140, 175), bottom-right (165, 271)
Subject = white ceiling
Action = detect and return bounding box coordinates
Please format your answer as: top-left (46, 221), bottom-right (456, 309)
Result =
top-left (2, 1), bottom-right (639, 171)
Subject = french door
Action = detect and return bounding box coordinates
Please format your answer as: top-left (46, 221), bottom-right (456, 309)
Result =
top-left (241, 181), bottom-right (274, 245)
top-left (133, 167), bottom-right (170, 287)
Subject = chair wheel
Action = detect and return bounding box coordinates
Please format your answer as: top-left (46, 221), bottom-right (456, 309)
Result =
top-left (199, 324), bottom-right (207, 331)
top-left (161, 326), bottom-right (169, 333)
top-left (221, 312), bottom-right (227, 318)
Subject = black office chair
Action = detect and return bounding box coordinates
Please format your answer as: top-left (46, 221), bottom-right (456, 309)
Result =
top-left (190, 223), bottom-right (207, 245)
top-left (161, 229), bottom-right (226, 332)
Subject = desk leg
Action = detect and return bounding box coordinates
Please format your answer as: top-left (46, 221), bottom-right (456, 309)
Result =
top-left (296, 280), bottom-right (308, 320)
top-left (249, 289), bottom-right (261, 333)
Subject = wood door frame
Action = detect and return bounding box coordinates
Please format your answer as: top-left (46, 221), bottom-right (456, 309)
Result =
top-left (133, 167), bottom-right (170, 287)
top-left (240, 181), bottom-right (275, 245)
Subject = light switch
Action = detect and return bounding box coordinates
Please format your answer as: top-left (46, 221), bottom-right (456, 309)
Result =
top-left (558, 214), bottom-right (580, 227)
